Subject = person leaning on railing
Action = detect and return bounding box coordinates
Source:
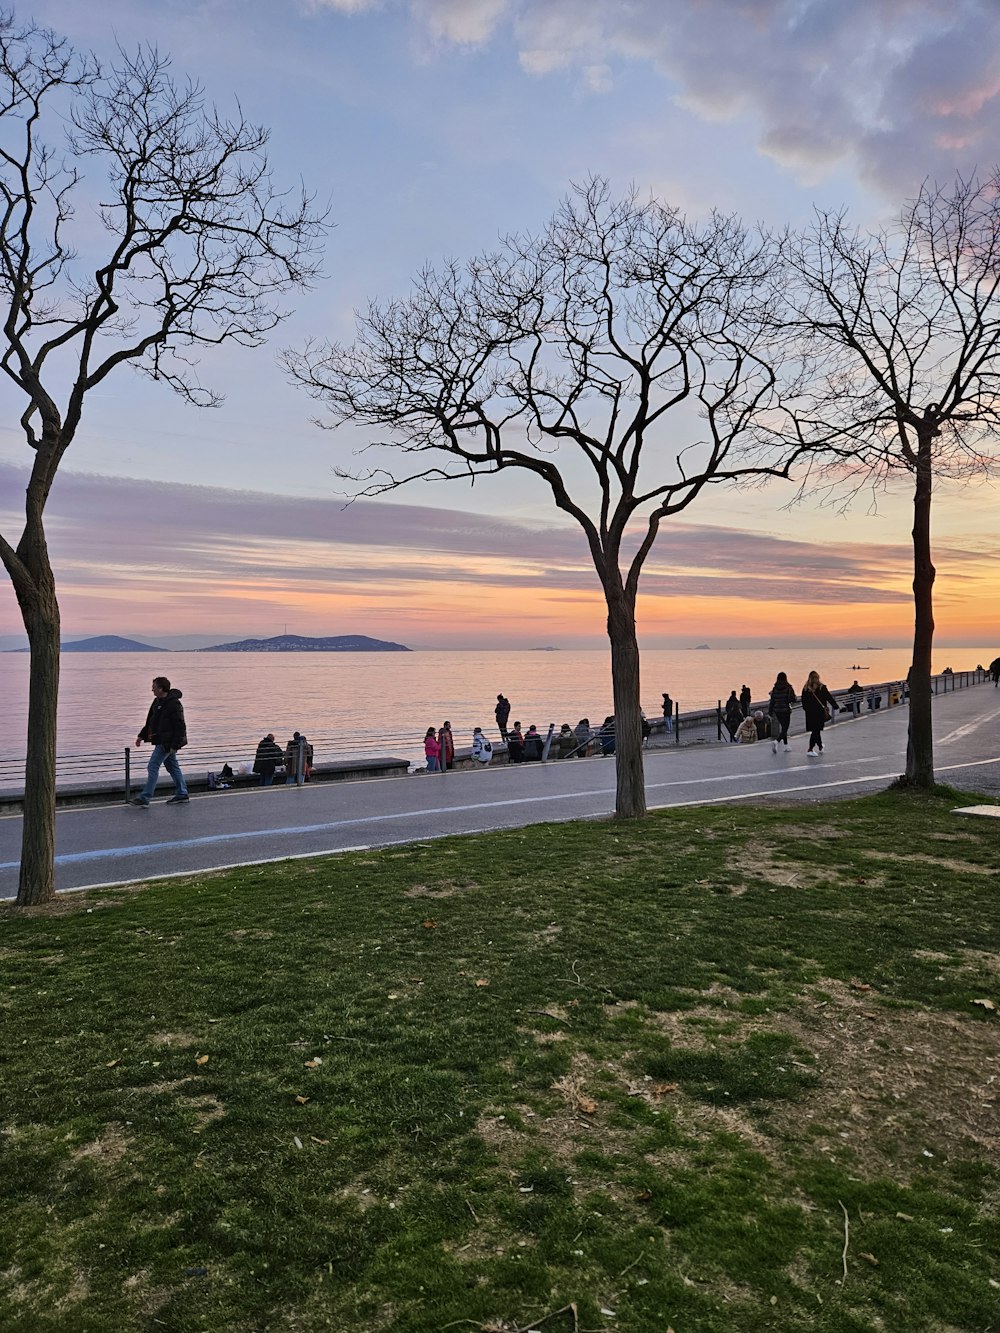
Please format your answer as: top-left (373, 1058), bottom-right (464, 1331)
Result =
top-left (253, 733), bottom-right (283, 787)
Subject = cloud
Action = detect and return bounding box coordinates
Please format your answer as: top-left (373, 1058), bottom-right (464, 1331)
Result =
top-left (318, 0), bottom-right (1000, 194)
top-left (1, 460), bottom-right (931, 611)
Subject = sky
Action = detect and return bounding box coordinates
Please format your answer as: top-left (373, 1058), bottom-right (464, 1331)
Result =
top-left (1, 0), bottom-right (998, 650)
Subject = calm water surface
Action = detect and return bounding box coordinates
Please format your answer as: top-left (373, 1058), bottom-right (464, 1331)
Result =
top-left (2, 645), bottom-right (990, 779)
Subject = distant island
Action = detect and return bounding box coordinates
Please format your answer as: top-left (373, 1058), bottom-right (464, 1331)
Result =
top-left (199, 633), bottom-right (411, 653)
top-left (8, 634), bottom-right (165, 654)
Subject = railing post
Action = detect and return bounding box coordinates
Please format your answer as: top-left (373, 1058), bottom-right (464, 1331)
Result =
top-left (124, 746), bottom-right (131, 804)
top-left (541, 723), bottom-right (555, 761)
top-left (296, 734), bottom-right (305, 786)
top-left (717, 701), bottom-right (722, 741)
top-left (675, 701), bottom-right (679, 745)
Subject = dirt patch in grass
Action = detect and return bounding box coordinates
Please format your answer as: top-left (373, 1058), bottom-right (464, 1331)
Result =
top-left (404, 880), bottom-right (479, 898)
top-left (71, 1124), bottom-right (133, 1165)
top-left (148, 1031), bottom-right (199, 1047)
top-left (862, 850), bottom-right (997, 875)
top-left (769, 979), bottom-right (1000, 1168)
top-left (769, 822), bottom-right (853, 840)
top-left (735, 844), bottom-right (850, 889)
top-left (959, 948), bottom-right (1000, 979)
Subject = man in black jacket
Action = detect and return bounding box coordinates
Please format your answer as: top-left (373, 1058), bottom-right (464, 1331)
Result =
top-left (132, 676), bottom-right (189, 806)
top-left (253, 733), bottom-right (284, 786)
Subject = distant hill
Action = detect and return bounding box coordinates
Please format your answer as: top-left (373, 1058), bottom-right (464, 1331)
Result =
top-left (199, 634), bottom-right (411, 653)
top-left (9, 634), bottom-right (166, 654)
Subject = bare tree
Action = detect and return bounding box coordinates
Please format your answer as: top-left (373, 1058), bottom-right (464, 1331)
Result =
top-left (0, 13), bottom-right (326, 905)
top-left (286, 180), bottom-right (793, 819)
top-left (780, 174), bottom-right (1000, 788)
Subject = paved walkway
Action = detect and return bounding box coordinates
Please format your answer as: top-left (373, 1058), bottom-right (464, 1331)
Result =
top-left (3, 683), bottom-right (999, 898)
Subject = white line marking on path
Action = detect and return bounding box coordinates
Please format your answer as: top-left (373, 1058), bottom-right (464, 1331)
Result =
top-left (937, 703), bottom-right (1000, 746)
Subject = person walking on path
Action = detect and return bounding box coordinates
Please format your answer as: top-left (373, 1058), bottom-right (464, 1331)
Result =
top-left (768, 672), bottom-right (797, 754)
top-left (495, 694), bottom-right (511, 741)
top-left (739, 684), bottom-right (752, 718)
top-left (724, 691), bottom-right (743, 742)
top-left (662, 692), bottom-right (673, 733)
top-left (990, 656), bottom-right (1000, 686)
top-left (253, 733), bottom-right (283, 786)
top-left (132, 676), bottom-right (189, 806)
top-left (424, 726), bottom-right (441, 772)
top-left (801, 670), bottom-right (840, 756)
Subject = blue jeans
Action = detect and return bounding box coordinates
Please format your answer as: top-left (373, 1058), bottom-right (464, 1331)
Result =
top-left (140, 745), bottom-right (188, 801)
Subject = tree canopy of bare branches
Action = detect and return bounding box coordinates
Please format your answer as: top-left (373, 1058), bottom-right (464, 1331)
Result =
top-left (780, 173), bottom-right (1000, 787)
top-left (0, 11), bottom-right (327, 904)
top-left (286, 179), bottom-right (795, 818)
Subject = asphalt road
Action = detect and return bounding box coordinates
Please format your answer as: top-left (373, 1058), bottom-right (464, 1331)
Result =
top-left (3, 683), bottom-right (999, 898)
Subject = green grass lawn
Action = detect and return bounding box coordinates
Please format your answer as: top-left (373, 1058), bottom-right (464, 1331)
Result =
top-left (1, 788), bottom-right (998, 1332)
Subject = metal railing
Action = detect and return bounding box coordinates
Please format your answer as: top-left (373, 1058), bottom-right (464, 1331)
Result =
top-left (0, 732), bottom-right (341, 800)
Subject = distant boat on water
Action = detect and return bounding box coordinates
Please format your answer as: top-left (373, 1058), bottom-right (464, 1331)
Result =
top-left (693, 644), bottom-right (710, 650)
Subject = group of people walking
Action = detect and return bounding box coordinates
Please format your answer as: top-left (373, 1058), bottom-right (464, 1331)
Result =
top-left (724, 671), bottom-right (841, 756)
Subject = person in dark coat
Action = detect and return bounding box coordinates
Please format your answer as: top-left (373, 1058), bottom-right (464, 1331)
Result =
top-left (990, 656), bottom-right (1000, 686)
top-left (556, 723), bottom-right (577, 758)
top-left (507, 722), bottom-right (525, 763)
top-left (573, 718), bottom-right (591, 757)
top-left (662, 692), bottom-right (673, 733)
top-left (523, 725), bottom-right (544, 761)
top-left (724, 691), bottom-right (742, 742)
top-left (132, 676), bottom-right (189, 805)
top-left (284, 731), bottom-right (314, 783)
top-left (253, 733), bottom-right (283, 786)
top-left (597, 716), bottom-right (616, 755)
top-left (768, 672), bottom-right (797, 753)
top-left (495, 693), bottom-right (511, 741)
top-left (801, 670), bottom-right (840, 756)
top-left (739, 684), bottom-right (752, 717)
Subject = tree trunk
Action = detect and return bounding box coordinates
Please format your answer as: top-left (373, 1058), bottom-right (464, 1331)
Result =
top-left (8, 522), bottom-right (61, 906)
top-left (605, 585), bottom-right (647, 819)
top-left (905, 432), bottom-right (935, 788)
